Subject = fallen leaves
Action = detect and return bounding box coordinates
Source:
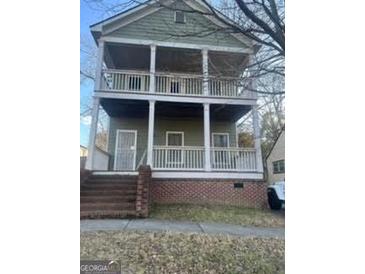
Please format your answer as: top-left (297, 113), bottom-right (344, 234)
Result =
top-left (149, 204), bottom-right (285, 228)
top-left (81, 230), bottom-right (284, 274)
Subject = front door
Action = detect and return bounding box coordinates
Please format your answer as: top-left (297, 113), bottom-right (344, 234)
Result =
top-left (114, 130), bottom-right (137, 171)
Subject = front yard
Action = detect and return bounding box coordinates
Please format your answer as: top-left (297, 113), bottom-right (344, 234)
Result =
top-left (149, 203), bottom-right (285, 228)
top-left (81, 230), bottom-right (284, 274)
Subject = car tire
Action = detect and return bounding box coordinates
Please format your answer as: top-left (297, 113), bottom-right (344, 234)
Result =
top-left (268, 188), bottom-right (282, 210)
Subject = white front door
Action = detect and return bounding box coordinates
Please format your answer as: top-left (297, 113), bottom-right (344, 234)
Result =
top-left (114, 130), bottom-right (137, 171)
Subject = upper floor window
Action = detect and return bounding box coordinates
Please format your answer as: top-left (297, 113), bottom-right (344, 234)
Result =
top-left (175, 11), bottom-right (186, 23)
top-left (273, 160), bottom-right (285, 174)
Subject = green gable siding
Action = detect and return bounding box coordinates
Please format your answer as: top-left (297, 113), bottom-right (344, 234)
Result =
top-left (108, 116), bottom-right (237, 170)
top-left (107, 1), bottom-right (247, 48)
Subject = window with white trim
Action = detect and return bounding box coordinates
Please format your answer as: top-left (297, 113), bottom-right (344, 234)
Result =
top-left (273, 160), bottom-right (285, 174)
top-left (166, 132), bottom-right (184, 146)
top-left (212, 133), bottom-right (229, 148)
top-left (166, 131), bottom-right (184, 167)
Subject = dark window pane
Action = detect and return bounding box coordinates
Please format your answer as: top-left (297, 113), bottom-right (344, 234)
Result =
top-left (175, 11), bottom-right (185, 23)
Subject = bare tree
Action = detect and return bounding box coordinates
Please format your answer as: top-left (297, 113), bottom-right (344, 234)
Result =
top-left (81, 0), bottom-right (285, 150)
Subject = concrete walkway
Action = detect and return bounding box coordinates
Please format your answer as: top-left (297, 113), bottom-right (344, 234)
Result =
top-left (80, 219), bottom-right (284, 238)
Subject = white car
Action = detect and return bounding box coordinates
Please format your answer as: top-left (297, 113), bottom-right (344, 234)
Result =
top-left (267, 181), bottom-right (285, 210)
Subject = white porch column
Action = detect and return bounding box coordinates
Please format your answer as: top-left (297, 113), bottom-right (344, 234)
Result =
top-left (202, 48), bottom-right (209, 96)
top-left (85, 97), bottom-right (100, 170)
top-left (252, 105), bottom-right (264, 173)
top-left (147, 100), bottom-right (155, 166)
top-left (203, 103), bottom-right (211, 171)
top-left (149, 44), bottom-right (156, 93)
top-left (94, 40), bottom-right (105, 91)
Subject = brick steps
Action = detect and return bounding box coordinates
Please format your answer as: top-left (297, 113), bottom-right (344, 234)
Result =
top-left (81, 190), bottom-right (137, 196)
top-left (80, 174), bottom-right (138, 219)
top-left (81, 184), bottom-right (137, 191)
top-left (87, 175), bottom-right (137, 181)
top-left (80, 210), bottom-right (136, 219)
top-left (80, 195), bottom-right (135, 203)
top-left (81, 202), bottom-right (135, 211)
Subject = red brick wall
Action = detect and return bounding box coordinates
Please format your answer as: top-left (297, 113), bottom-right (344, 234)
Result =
top-left (151, 179), bottom-right (268, 208)
top-left (136, 165), bottom-right (152, 217)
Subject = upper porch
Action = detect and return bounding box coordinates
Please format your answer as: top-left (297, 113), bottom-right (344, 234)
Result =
top-left (94, 41), bottom-right (257, 103)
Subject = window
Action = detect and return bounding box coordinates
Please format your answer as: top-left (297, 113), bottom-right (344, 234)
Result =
top-left (166, 132), bottom-right (184, 146)
top-left (166, 132), bottom-right (184, 167)
top-left (212, 133), bottom-right (229, 148)
top-left (212, 133), bottom-right (230, 169)
top-left (273, 160), bottom-right (285, 174)
top-left (175, 11), bottom-right (185, 23)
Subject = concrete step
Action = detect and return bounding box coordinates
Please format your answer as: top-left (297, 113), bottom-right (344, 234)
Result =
top-left (80, 209), bottom-right (136, 219)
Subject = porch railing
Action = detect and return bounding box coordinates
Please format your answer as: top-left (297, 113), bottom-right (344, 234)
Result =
top-left (101, 69), bottom-right (150, 92)
top-left (155, 73), bottom-right (203, 95)
top-left (211, 147), bottom-right (257, 171)
top-left (100, 69), bottom-right (255, 99)
top-left (153, 146), bottom-right (205, 170)
top-left (209, 77), bottom-right (255, 98)
top-left (152, 146), bottom-right (257, 171)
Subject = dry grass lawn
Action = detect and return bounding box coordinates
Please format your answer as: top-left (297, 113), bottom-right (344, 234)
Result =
top-left (150, 204), bottom-right (285, 228)
top-left (81, 230), bottom-right (284, 274)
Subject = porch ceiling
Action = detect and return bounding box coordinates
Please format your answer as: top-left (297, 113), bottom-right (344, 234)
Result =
top-left (100, 99), bottom-right (251, 122)
top-left (105, 43), bottom-right (150, 70)
top-left (100, 98), bottom-right (149, 118)
top-left (104, 43), bottom-right (248, 76)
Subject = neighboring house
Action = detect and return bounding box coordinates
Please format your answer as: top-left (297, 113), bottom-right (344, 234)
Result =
top-left (80, 145), bottom-right (88, 169)
top-left (84, 0), bottom-right (266, 208)
top-left (266, 127), bottom-right (285, 185)
top-left (80, 145), bottom-right (88, 157)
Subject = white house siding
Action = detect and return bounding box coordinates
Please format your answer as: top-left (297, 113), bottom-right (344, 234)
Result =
top-left (266, 130), bottom-right (285, 184)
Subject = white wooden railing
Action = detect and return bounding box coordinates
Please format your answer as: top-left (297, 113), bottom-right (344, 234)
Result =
top-left (155, 73), bottom-right (203, 95)
top-left (209, 77), bottom-right (254, 98)
top-left (100, 69), bottom-right (255, 99)
top-left (153, 146), bottom-right (205, 170)
top-left (101, 69), bottom-right (150, 92)
top-left (152, 146), bottom-right (257, 171)
top-left (211, 147), bottom-right (257, 171)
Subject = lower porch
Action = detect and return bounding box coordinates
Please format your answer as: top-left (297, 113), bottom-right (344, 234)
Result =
top-left (86, 99), bottom-right (263, 179)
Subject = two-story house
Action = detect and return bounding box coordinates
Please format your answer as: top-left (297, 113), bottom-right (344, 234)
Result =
top-left (83, 0), bottom-right (267, 215)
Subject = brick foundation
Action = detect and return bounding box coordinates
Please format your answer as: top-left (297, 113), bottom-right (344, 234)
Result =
top-left (151, 178), bottom-right (268, 208)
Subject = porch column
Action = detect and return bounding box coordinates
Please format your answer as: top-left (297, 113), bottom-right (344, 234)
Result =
top-left (94, 40), bottom-right (105, 91)
top-left (202, 48), bottom-right (209, 96)
top-left (252, 105), bottom-right (264, 173)
top-left (85, 97), bottom-right (100, 170)
top-left (149, 44), bottom-right (156, 93)
top-left (203, 103), bottom-right (211, 171)
top-left (147, 100), bottom-right (155, 166)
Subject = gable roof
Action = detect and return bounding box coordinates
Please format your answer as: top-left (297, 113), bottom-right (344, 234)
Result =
top-left (265, 125), bottom-right (285, 160)
top-left (90, 0), bottom-right (256, 49)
